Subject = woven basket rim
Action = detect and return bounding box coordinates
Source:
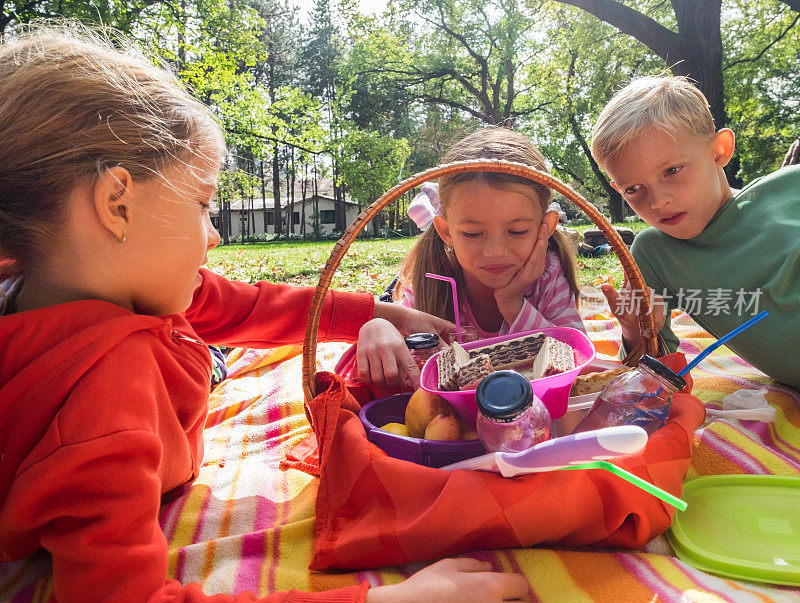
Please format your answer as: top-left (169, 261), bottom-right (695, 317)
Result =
top-left (301, 158), bottom-right (663, 404)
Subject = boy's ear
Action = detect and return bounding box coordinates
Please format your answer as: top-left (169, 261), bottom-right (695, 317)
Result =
top-left (92, 167), bottom-right (132, 243)
top-left (711, 128), bottom-right (736, 167)
top-left (543, 210), bottom-right (559, 237)
top-left (432, 215), bottom-right (452, 246)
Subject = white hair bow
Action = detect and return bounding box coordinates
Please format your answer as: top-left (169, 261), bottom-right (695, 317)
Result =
top-left (407, 182), bottom-right (440, 231)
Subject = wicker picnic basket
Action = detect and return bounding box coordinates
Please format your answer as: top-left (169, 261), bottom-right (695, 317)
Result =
top-left (302, 159), bottom-right (667, 403)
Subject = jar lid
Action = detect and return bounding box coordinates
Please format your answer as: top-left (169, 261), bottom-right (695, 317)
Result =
top-left (476, 370), bottom-right (534, 421)
top-left (404, 332), bottom-right (440, 350)
top-left (639, 355), bottom-right (687, 390)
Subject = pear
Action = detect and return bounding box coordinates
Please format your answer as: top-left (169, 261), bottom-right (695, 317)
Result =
top-left (424, 413), bottom-right (462, 441)
top-left (405, 389), bottom-right (448, 438)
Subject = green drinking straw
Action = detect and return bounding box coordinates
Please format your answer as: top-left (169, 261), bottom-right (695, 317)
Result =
top-left (558, 461), bottom-right (688, 511)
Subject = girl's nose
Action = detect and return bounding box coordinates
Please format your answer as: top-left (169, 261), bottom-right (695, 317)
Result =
top-left (206, 215), bottom-right (221, 250)
top-left (482, 233), bottom-right (505, 258)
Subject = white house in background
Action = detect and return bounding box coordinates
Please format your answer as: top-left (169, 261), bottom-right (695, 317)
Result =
top-left (210, 179), bottom-right (361, 238)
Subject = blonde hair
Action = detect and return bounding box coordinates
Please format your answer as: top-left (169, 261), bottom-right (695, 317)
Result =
top-left (591, 76), bottom-right (716, 172)
top-left (0, 23), bottom-right (223, 272)
top-left (396, 127), bottom-right (580, 322)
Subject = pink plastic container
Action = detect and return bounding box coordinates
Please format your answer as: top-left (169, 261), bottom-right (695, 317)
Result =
top-left (420, 327), bottom-right (596, 428)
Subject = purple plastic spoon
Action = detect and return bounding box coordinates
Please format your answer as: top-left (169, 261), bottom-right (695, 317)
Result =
top-left (440, 425), bottom-right (648, 476)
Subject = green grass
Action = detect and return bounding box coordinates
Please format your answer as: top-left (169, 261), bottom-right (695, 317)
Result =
top-left (208, 238), bottom-right (416, 295)
top-left (207, 221), bottom-right (649, 295)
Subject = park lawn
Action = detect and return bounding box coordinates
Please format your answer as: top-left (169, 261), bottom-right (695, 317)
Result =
top-left (207, 221), bottom-right (649, 296)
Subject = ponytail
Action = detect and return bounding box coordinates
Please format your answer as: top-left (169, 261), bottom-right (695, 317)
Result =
top-left (549, 227), bottom-right (580, 304)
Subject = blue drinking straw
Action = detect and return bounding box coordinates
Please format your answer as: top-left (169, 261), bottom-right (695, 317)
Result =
top-left (678, 310), bottom-right (769, 377)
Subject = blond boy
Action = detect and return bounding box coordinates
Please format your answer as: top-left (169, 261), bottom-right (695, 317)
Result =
top-left (592, 75), bottom-right (800, 388)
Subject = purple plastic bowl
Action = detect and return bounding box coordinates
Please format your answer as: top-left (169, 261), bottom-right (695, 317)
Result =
top-left (358, 393), bottom-right (486, 468)
top-left (419, 326), bottom-right (596, 428)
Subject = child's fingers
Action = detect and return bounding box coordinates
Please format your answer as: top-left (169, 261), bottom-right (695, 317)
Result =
top-left (400, 353), bottom-right (421, 389)
top-left (356, 347), bottom-right (374, 385)
top-left (434, 558), bottom-right (492, 572)
top-left (600, 283), bottom-right (620, 312)
top-left (511, 227), bottom-right (548, 284)
top-left (430, 316), bottom-right (456, 336)
top-left (364, 355), bottom-right (387, 388)
top-left (357, 347), bottom-right (392, 388)
top-left (434, 558), bottom-right (530, 601)
top-left (484, 571), bottom-right (530, 601)
top-left (379, 347), bottom-right (405, 388)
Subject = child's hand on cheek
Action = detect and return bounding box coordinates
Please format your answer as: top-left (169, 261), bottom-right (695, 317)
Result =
top-left (494, 221), bottom-right (551, 324)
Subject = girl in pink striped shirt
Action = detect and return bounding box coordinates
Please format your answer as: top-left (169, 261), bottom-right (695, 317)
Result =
top-left (341, 128), bottom-right (584, 392)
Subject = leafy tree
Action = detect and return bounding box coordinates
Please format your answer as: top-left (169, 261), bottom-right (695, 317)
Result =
top-left (526, 5), bottom-right (663, 220)
top-left (723, 0), bottom-right (800, 180)
top-left (0, 0), bottom-right (181, 38)
top-left (337, 128), bottom-right (411, 211)
top-left (301, 0), bottom-right (351, 230)
top-left (248, 0), bottom-right (300, 236)
top-left (369, 0), bottom-right (550, 126)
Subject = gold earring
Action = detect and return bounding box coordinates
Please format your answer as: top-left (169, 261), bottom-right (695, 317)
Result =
top-left (116, 229), bottom-right (127, 243)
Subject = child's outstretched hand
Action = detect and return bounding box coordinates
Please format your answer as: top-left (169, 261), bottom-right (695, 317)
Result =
top-left (365, 557), bottom-right (530, 603)
top-left (363, 303), bottom-right (456, 389)
top-left (601, 278), bottom-right (667, 351)
top-left (494, 211), bottom-right (559, 324)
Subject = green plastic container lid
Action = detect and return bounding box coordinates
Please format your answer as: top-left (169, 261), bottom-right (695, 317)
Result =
top-left (667, 474), bottom-right (800, 586)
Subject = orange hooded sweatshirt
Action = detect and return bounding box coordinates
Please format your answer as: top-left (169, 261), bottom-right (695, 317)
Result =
top-left (0, 269), bottom-right (372, 602)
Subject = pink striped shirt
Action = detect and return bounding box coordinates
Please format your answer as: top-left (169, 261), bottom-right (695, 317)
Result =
top-left (401, 250), bottom-right (585, 337)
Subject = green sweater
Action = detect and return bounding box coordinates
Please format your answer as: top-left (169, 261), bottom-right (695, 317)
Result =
top-left (630, 164), bottom-right (800, 389)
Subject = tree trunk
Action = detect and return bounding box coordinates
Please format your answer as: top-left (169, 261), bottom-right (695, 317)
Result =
top-left (290, 148), bottom-right (296, 235)
top-left (300, 163), bottom-right (308, 239)
top-left (220, 196), bottom-right (230, 245)
top-left (313, 160), bottom-right (320, 238)
top-left (286, 147), bottom-right (295, 240)
top-left (260, 159), bottom-right (268, 235)
top-left (268, 41), bottom-right (283, 237)
top-left (272, 141), bottom-right (282, 236)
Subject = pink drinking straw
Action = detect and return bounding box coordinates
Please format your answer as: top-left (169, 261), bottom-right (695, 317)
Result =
top-left (425, 272), bottom-right (462, 342)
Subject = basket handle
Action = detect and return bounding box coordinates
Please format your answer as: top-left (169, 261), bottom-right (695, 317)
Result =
top-left (302, 159), bottom-right (663, 402)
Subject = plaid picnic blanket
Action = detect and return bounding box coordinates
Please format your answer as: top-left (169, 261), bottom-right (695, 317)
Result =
top-left (3, 312), bottom-right (799, 601)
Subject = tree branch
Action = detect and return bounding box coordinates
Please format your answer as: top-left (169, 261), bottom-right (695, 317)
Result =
top-left (417, 3), bottom-right (493, 108)
top-left (552, 0), bottom-right (681, 61)
top-left (725, 12), bottom-right (800, 69)
top-left (225, 127), bottom-right (326, 155)
top-left (418, 92), bottom-right (490, 122)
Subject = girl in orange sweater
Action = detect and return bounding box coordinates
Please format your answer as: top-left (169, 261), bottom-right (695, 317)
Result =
top-left (0, 25), bottom-right (527, 603)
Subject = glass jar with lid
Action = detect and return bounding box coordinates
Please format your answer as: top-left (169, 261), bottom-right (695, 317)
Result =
top-left (404, 332), bottom-right (441, 371)
top-left (444, 325), bottom-right (480, 344)
top-left (475, 370), bottom-right (551, 453)
top-left (571, 355), bottom-right (686, 435)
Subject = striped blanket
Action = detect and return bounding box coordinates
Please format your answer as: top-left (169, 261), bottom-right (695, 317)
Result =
top-left (3, 311), bottom-right (799, 601)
